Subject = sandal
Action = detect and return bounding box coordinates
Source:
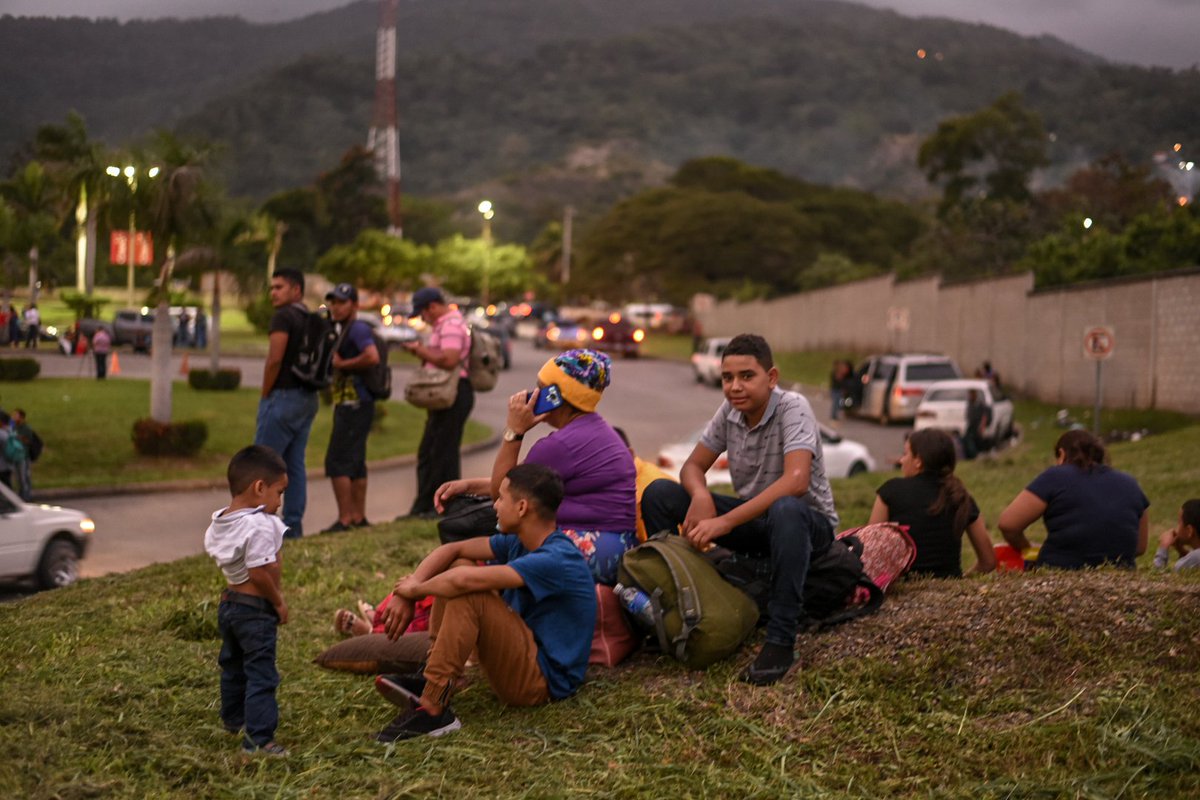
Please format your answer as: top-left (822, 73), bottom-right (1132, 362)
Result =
top-left (334, 608), bottom-right (358, 637)
top-left (357, 600), bottom-right (375, 624)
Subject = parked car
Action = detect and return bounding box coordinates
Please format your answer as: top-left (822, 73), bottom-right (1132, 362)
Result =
top-left (691, 337), bottom-right (731, 387)
top-left (0, 481), bottom-right (94, 589)
top-left (847, 353), bottom-right (962, 424)
top-left (357, 310), bottom-right (419, 348)
top-left (588, 313), bottom-right (644, 358)
top-left (656, 423), bottom-right (875, 483)
top-left (914, 379), bottom-right (1015, 443)
top-left (111, 309), bottom-right (155, 351)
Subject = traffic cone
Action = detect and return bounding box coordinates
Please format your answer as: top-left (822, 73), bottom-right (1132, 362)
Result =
top-left (180, 352), bottom-right (190, 376)
top-left (110, 352), bottom-right (121, 376)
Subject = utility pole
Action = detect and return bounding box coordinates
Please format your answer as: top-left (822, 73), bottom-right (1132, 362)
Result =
top-left (560, 205), bottom-right (574, 286)
top-left (368, 0), bottom-right (403, 237)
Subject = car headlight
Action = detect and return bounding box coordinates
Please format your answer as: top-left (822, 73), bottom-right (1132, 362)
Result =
top-left (632, 329), bottom-right (645, 343)
top-left (80, 517), bottom-right (96, 535)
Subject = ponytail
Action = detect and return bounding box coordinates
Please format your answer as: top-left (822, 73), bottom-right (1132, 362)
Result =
top-left (908, 428), bottom-right (972, 534)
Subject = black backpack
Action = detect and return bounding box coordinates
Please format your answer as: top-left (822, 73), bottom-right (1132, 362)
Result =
top-left (25, 429), bottom-right (43, 462)
top-left (360, 328), bottom-right (392, 400)
top-left (710, 536), bottom-right (883, 632)
top-left (289, 304), bottom-right (338, 391)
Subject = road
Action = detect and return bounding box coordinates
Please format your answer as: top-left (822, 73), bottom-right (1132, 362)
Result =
top-left (21, 340), bottom-right (907, 578)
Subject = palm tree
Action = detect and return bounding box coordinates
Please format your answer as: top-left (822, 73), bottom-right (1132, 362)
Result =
top-left (175, 203), bottom-right (258, 373)
top-left (141, 132), bottom-right (212, 423)
top-left (0, 161), bottom-right (60, 306)
top-left (32, 113), bottom-right (108, 295)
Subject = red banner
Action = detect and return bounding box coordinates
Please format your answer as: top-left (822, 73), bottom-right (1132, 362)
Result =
top-left (109, 231), bottom-right (154, 265)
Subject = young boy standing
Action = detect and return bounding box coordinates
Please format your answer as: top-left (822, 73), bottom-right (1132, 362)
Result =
top-left (641, 333), bottom-right (839, 685)
top-left (375, 463), bottom-right (596, 741)
top-left (204, 445), bottom-right (291, 757)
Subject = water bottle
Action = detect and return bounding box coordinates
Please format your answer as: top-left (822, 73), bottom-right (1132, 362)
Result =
top-left (613, 583), bottom-right (656, 629)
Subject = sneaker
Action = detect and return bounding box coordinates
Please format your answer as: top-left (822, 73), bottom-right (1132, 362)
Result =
top-left (740, 642), bottom-right (797, 686)
top-left (352, 518), bottom-right (372, 528)
top-left (375, 672), bottom-right (426, 709)
top-left (321, 521), bottom-right (352, 534)
top-left (394, 511), bottom-right (438, 523)
top-left (242, 740), bottom-right (289, 757)
top-left (375, 705), bottom-right (461, 742)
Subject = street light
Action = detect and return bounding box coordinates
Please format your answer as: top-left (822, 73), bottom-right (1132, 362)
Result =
top-left (478, 200), bottom-right (494, 305)
top-left (107, 163), bottom-right (158, 306)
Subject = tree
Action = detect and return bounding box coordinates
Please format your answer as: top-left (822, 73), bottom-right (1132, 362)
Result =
top-left (0, 161), bottom-right (61, 302)
top-left (31, 113), bottom-right (109, 295)
top-left (430, 235), bottom-right (539, 300)
top-left (315, 229), bottom-right (432, 294)
top-left (140, 132), bottom-right (213, 423)
top-left (918, 92), bottom-right (1049, 215)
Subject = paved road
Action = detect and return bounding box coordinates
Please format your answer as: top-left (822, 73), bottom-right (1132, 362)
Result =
top-left (19, 341), bottom-right (907, 578)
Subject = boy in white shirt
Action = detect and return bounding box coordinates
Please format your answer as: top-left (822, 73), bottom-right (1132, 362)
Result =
top-left (204, 445), bottom-right (290, 757)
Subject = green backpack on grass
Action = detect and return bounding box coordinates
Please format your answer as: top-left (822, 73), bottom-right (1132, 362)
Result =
top-left (616, 532), bottom-right (760, 669)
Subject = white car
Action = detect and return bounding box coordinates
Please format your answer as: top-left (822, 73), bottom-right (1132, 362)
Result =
top-left (914, 379), bottom-right (1015, 442)
top-left (691, 337), bottom-right (731, 387)
top-left (0, 482), bottom-right (94, 589)
top-left (656, 424), bottom-right (876, 483)
top-left (357, 310), bottom-right (419, 347)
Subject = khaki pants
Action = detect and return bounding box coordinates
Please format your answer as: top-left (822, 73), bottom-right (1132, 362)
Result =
top-left (423, 592), bottom-right (550, 709)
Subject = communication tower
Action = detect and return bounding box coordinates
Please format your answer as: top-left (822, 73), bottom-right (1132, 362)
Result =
top-left (368, 0), bottom-right (402, 236)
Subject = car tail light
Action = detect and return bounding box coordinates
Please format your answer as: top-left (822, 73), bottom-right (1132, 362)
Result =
top-left (715, 456), bottom-right (728, 469)
top-left (547, 326), bottom-right (560, 342)
top-left (633, 329), bottom-right (645, 342)
top-left (895, 386), bottom-right (924, 398)
top-left (916, 410), bottom-right (937, 419)
top-left (592, 326), bottom-right (605, 340)
top-left (576, 329), bottom-right (589, 343)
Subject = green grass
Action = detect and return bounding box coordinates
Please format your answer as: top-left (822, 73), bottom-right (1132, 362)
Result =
top-left (643, 334), bottom-right (864, 388)
top-left (2, 519), bottom-right (1199, 798)
top-left (0, 378), bottom-right (489, 489)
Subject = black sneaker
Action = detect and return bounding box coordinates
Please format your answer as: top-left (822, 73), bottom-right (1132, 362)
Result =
top-left (352, 518), bottom-right (372, 528)
top-left (375, 705), bottom-right (461, 742)
top-left (741, 642), bottom-right (797, 686)
top-left (321, 521), bottom-right (352, 534)
top-left (375, 672), bottom-right (426, 708)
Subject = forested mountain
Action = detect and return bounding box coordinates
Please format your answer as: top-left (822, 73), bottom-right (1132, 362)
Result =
top-left (4, 0), bottom-right (1198, 208)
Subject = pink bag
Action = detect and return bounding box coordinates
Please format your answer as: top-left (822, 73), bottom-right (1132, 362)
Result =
top-left (837, 522), bottom-right (917, 604)
top-left (589, 584), bottom-right (638, 667)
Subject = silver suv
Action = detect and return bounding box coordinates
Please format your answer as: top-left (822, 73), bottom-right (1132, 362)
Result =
top-left (848, 353), bottom-right (962, 424)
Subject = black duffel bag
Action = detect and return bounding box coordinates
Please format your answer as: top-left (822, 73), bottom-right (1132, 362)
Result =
top-left (436, 494), bottom-right (498, 544)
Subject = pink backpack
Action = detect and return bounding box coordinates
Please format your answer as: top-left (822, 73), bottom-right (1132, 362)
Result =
top-left (837, 522), bottom-right (917, 606)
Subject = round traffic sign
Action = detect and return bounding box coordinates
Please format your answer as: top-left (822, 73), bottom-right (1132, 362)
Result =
top-left (1083, 325), bottom-right (1115, 360)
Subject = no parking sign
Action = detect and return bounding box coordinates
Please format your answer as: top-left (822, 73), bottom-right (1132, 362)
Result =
top-left (1083, 325), bottom-right (1115, 361)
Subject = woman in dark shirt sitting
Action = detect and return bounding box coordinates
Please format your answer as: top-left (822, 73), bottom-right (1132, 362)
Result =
top-left (869, 429), bottom-right (996, 577)
top-left (998, 430), bottom-right (1149, 569)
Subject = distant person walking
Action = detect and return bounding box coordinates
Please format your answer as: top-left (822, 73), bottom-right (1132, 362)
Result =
top-left (194, 308), bottom-right (208, 349)
top-left (402, 287), bottom-right (473, 519)
top-left (321, 283), bottom-right (380, 533)
top-left (22, 304), bottom-right (39, 348)
top-left (91, 327), bottom-right (112, 380)
top-left (12, 408), bottom-right (40, 501)
top-left (254, 268), bottom-right (319, 539)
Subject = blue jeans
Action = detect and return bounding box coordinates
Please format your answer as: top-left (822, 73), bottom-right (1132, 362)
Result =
top-left (15, 458), bottom-right (31, 501)
top-left (255, 388), bottom-right (319, 537)
top-left (217, 598), bottom-right (280, 747)
top-left (641, 479), bottom-right (833, 647)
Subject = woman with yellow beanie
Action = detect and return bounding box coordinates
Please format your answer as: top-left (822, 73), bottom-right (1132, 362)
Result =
top-left (434, 349), bottom-right (637, 583)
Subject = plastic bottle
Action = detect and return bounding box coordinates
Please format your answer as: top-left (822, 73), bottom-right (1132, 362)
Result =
top-left (613, 583), bottom-right (656, 628)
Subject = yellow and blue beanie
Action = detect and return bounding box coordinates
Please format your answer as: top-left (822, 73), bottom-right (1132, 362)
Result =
top-left (537, 349), bottom-right (611, 413)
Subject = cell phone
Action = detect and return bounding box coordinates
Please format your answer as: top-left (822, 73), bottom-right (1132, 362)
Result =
top-left (528, 384), bottom-right (564, 415)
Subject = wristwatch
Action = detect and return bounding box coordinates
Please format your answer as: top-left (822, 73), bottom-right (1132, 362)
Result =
top-left (502, 428), bottom-right (524, 443)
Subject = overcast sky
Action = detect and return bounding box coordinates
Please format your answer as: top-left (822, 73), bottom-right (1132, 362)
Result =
top-left (1, 0), bottom-right (1196, 69)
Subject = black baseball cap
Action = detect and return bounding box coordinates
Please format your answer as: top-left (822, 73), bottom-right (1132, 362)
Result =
top-left (411, 286), bottom-right (445, 315)
top-left (325, 282), bottom-right (358, 302)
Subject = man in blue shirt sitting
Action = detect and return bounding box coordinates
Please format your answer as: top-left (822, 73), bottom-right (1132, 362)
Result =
top-left (376, 463), bottom-right (596, 741)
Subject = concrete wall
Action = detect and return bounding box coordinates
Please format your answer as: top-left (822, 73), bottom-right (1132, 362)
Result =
top-left (699, 269), bottom-right (1200, 414)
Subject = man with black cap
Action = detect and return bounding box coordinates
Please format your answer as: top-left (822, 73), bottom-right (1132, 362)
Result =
top-left (402, 287), bottom-right (473, 519)
top-left (255, 267), bottom-right (319, 539)
top-left (322, 282), bottom-right (380, 533)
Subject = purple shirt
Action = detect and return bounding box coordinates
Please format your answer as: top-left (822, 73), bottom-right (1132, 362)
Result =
top-left (525, 413), bottom-right (636, 532)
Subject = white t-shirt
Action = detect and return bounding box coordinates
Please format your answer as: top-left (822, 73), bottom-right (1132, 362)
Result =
top-left (204, 505), bottom-right (286, 585)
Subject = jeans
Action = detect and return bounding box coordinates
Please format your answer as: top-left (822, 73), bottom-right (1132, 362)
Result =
top-left (411, 378), bottom-right (474, 515)
top-left (217, 598), bottom-right (280, 747)
top-left (255, 388), bottom-right (319, 537)
top-left (15, 458), bottom-right (31, 501)
top-left (641, 479), bottom-right (834, 647)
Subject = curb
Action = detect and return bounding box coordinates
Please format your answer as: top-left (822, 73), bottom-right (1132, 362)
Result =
top-left (32, 432), bottom-right (502, 502)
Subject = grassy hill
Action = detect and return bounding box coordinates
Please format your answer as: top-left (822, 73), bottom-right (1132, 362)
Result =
top-left (4, 0), bottom-right (1198, 208)
top-left (3, 417), bottom-right (1200, 796)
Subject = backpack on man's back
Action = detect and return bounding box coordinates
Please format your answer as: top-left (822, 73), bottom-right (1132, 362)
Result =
top-left (358, 326), bottom-right (392, 401)
top-left (466, 328), bottom-right (502, 392)
top-left (289, 304), bottom-right (338, 391)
